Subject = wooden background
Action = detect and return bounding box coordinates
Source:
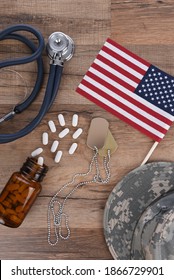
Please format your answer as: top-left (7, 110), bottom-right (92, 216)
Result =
top-left (1, 0), bottom-right (174, 260)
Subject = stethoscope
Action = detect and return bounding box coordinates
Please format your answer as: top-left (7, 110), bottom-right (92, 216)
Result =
top-left (0, 24), bottom-right (74, 143)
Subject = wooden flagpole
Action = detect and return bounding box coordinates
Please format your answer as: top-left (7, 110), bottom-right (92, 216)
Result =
top-left (140, 141), bottom-right (159, 166)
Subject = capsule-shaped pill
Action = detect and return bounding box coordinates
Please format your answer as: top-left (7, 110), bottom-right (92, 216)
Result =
top-left (21, 189), bottom-right (29, 199)
top-left (58, 114), bottom-right (65, 127)
top-left (15, 205), bottom-right (24, 213)
top-left (0, 204), bottom-right (5, 214)
top-left (59, 128), bottom-right (69, 138)
top-left (37, 156), bottom-right (44, 166)
top-left (16, 193), bottom-right (25, 204)
top-left (5, 209), bottom-right (16, 215)
top-left (72, 114), bottom-right (78, 127)
top-left (72, 128), bottom-right (83, 139)
top-left (9, 215), bottom-right (21, 223)
top-left (42, 132), bottom-right (48, 145)
top-left (48, 120), bottom-right (56, 133)
top-left (69, 143), bottom-right (78, 155)
top-left (31, 148), bottom-right (43, 157)
top-left (54, 151), bottom-right (63, 163)
top-left (2, 200), bottom-right (11, 208)
top-left (18, 184), bottom-right (27, 193)
top-left (0, 190), bottom-right (9, 202)
top-left (51, 140), bottom-right (59, 153)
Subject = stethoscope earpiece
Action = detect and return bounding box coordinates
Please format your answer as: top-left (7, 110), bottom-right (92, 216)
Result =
top-left (47, 32), bottom-right (74, 66)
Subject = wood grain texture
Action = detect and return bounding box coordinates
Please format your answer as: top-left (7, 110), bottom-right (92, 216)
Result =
top-left (1, 0), bottom-right (174, 260)
top-left (111, 0), bottom-right (174, 45)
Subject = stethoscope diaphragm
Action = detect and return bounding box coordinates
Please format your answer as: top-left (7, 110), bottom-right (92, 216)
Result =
top-left (47, 32), bottom-right (74, 65)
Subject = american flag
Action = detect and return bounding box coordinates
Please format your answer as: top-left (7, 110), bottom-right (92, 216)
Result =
top-left (76, 38), bottom-right (174, 142)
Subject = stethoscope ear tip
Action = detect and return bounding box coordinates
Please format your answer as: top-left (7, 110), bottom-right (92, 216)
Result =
top-left (46, 32), bottom-right (75, 66)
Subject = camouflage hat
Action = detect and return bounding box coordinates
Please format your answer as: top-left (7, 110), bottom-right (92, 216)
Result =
top-left (103, 162), bottom-right (174, 260)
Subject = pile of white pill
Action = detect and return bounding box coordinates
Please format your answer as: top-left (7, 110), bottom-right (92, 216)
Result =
top-left (31, 113), bottom-right (83, 165)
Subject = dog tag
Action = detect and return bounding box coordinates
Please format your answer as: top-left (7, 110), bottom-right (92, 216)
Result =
top-left (87, 118), bottom-right (109, 149)
top-left (99, 130), bottom-right (118, 157)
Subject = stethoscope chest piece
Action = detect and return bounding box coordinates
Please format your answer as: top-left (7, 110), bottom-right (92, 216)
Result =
top-left (47, 32), bottom-right (74, 65)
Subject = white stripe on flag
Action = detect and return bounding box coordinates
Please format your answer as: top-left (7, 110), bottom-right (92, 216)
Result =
top-left (104, 41), bottom-right (149, 71)
top-left (78, 83), bottom-right (165, 139)
top-left (94, 58), bottom-right (138, 88)
top-left (84, 74), bottom-right (170, 130)
top-left (100, 50), bottom-right (143, 80)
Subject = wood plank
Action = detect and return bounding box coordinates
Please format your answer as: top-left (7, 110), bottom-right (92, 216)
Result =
top-left (0, 0), bottom-right (110, 45)
top-left (0, 197), bottom-right (112, 259)
top-left (0, 228), bottom-right (112, 260)
top-left (0, 0), bottom-right (111, 260)
top-left (111, 0), bottom-right (174, 45)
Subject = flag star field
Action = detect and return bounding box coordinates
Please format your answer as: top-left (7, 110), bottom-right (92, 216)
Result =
top-left (136, 66), bottom-right (174, 115)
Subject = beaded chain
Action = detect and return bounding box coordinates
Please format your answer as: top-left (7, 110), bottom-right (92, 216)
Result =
top-left (47, 147), bottom-right (111, 246)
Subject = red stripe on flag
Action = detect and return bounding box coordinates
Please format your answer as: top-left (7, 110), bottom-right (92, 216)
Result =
top-left (84, 71), bottom-right (173, 126)
top-left (97, 54), bottom-right (141, 84)
top-left (102, 46), bottom-right (146, 76)
top-left (87, 70), bottom-right (135, 98)
top-left (81, 79), bottom-right (168, 135)
top-left (76, 87), bottom-right (162, 142)
top-left (91, 63), bottom-right (136, 91)
top-left (106, 38), bottom-right (150, 68)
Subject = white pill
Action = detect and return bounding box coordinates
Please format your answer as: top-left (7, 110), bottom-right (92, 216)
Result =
top-left (31, 147), bottom-right (43, 157)
top-left (59, 128), bottom-right (69, 138)
top-left (51, 140), bottom-right (59, 153)
top-left (48, 120), bottom-right (56, 133)
top-left (72, 114), bottom-right (78, 127)
top-left (37, 156), bottom-right (44, 166)
top-left (54, 150), bottom-right (63, 163)
top-left (72, 128), bottom-right (83, 139)
top-left (42, 132), bottom-right (48, 145)
top-left (69, 143), bottom-right (78, 155)
top-left (58, 114), bottom-right (65, 126)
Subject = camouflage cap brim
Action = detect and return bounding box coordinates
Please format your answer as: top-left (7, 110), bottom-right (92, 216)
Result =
top-left (103, 162), bottom-right (174, 260)
top-left (131, 190), bottom-right (174, 260)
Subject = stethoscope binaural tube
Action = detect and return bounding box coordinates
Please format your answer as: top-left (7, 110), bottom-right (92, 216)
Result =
top-left (0, 24), bottom-right (74, 143)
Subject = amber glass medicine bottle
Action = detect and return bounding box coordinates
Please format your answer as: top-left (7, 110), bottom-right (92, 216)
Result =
top-left (0, 157), bottom-right (48, 228)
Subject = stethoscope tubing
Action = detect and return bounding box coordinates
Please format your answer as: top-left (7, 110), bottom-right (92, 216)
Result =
top-left (0, 24), bottom-right (63, 143)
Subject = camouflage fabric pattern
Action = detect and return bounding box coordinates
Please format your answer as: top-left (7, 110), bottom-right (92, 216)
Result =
top-left (103, 162), bottom-right (174, 260)
top-left (131, 191), bottom-right (174, 259)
